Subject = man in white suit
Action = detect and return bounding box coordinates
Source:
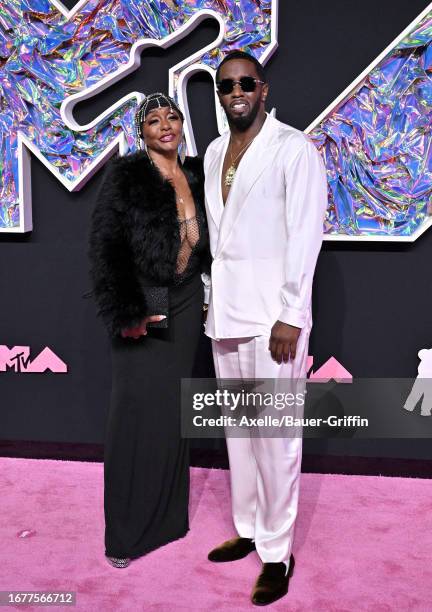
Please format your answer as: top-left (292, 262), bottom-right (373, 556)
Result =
top-left (203, 50), bottom-right (328, 606)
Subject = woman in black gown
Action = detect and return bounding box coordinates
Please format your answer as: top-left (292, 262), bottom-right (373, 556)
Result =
top-left (89, 93), bottom-right (210, 568)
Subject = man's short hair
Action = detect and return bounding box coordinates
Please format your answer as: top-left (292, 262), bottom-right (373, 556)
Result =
top-left (215, 50), bottom-right (266, 83)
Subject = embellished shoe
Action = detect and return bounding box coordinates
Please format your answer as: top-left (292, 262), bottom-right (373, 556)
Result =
top-left (251, 555), bottom-right (295, 606)
top-left (208, 537), bottom-right (256, 562)
top-left (106, 556), bottom-right (131, 569)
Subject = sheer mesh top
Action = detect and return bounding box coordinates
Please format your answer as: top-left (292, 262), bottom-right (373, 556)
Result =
top-left (174, 208), bottom-right (206, 284)
top-left (176, 215), bottom-right (199, 274)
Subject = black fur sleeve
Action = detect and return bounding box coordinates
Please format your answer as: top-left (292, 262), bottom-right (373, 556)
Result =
top-left (88, 157), bottom-right (148, 337)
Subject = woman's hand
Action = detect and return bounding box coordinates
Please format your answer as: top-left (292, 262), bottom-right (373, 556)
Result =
top-left (121, 315), bottom-right (166, 339)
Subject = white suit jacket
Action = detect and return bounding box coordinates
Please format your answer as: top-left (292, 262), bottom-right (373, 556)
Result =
top-left (203, 113), bottom-right (328, 340)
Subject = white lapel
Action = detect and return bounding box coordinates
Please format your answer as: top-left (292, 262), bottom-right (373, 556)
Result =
top-left (215, 114), bottom-right (279, 257)
top-left (204, 134), bottom-right (229, 231)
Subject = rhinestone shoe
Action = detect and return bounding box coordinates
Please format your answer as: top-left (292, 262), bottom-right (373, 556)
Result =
top-left (106, 556), bottom-right (131, 568)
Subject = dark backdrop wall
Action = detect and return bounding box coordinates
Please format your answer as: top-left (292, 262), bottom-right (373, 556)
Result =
top-left (2, 0), bottom-right (432, 462)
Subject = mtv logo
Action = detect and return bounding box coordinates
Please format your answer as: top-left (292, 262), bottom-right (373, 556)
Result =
top-left (0, 346), bottom-right (67, 373)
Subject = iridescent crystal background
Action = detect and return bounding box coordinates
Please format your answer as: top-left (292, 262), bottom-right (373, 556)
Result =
top-left (309, 9), bottom-right (432, 237)
top-left (0, 0), bottom-right (431, 236)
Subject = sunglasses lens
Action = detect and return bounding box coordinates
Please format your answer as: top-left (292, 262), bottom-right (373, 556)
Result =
top-left (217, 77), bottom-right (260, 94)
top-left (240, 77), bottom-right (257, 92)
top-left (217, 79), bottom-right (234, 95)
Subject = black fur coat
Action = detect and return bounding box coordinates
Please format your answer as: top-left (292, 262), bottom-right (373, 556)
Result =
top-left (88, 151), bottom-right (210, 337)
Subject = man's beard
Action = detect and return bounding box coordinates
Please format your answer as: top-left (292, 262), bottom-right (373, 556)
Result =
top-left (226, 98), bottom-right (261, 131)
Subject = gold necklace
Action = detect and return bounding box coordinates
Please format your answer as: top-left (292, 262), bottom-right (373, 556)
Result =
top-left (224, 137), bottom-right (256, 187)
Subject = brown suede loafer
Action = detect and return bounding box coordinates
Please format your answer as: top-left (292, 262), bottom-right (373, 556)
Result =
top-left (208, 537), bottom-right (256, 562)
top-left (251, 554), bottom-right (295, 606)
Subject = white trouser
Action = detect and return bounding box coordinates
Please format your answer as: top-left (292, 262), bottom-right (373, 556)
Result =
top-left (212, 331), bottom-right (309, 564)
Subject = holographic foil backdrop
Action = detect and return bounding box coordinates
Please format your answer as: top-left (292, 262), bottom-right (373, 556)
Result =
top-left (309, 8), bottom-right (432, 238)
top-left (0, 1), bottom-right (431, 238)
top-left (0, 0), bottom-right (274, 230)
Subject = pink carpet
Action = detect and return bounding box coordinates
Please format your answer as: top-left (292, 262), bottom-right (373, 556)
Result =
top-left (1, 458), bottom-right (431, 611)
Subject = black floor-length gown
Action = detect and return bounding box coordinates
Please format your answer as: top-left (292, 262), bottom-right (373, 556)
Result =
top-left (104, 208), bottom-right (207, 559)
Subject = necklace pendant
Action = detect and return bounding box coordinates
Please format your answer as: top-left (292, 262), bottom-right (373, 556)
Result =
top-left (225, 165), bottom-right (236, 187)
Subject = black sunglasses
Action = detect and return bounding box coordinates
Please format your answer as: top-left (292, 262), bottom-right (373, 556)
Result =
top-left (216, 76), bottom-right (265, 95)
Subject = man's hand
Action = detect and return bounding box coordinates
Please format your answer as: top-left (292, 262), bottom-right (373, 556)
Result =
top-left (121, 315), bottom-right (166, 339)
top-left (269, 321), bottom-right (301, 364)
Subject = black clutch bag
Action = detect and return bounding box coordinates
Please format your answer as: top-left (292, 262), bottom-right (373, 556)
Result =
top-left (144, 286), bottom-right (169, 328)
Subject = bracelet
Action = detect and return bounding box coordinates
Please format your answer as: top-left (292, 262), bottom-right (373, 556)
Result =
top-left (202, 304), bottom-right (209, 312)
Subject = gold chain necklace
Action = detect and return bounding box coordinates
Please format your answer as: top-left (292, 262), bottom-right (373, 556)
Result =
top-left (224, 136), bottom-right (256, 187)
